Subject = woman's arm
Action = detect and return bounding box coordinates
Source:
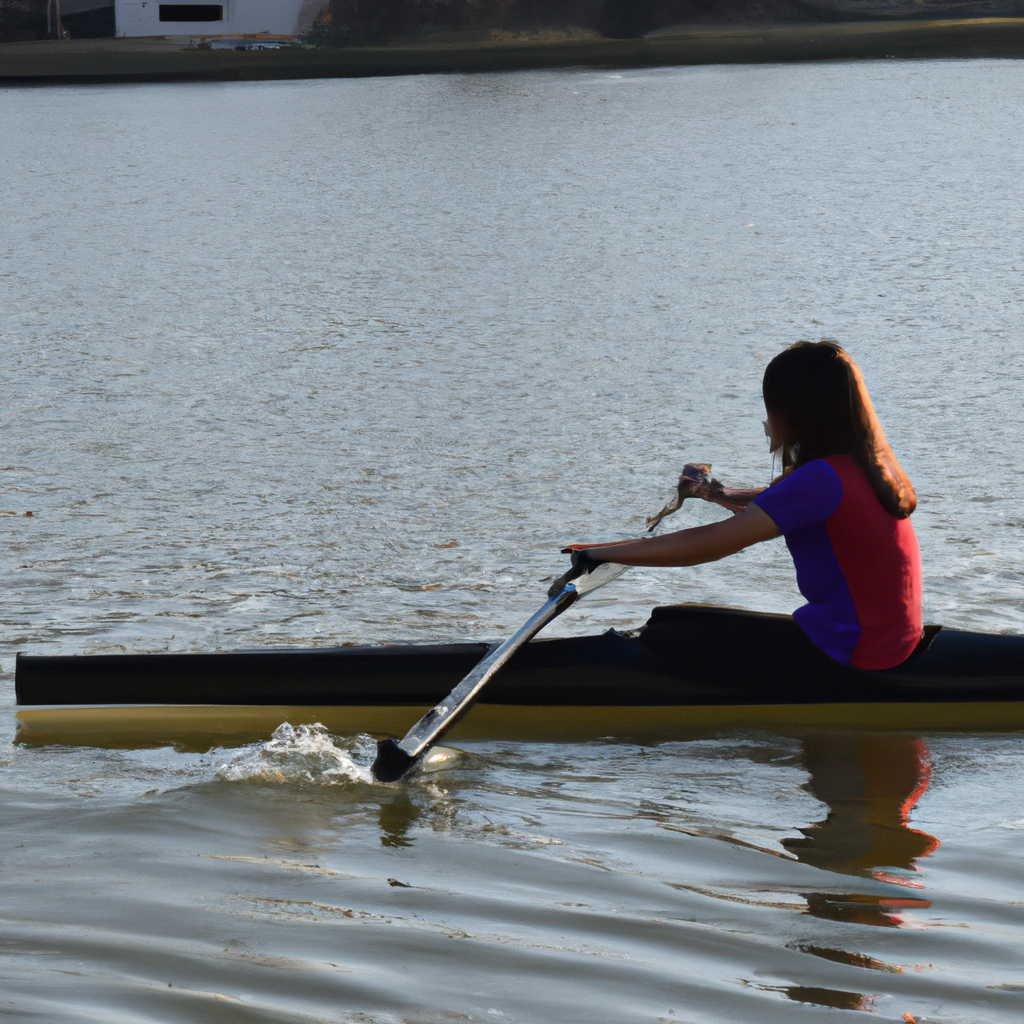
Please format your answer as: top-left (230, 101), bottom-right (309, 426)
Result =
top-left (571, 503), bottom-right (780, 568)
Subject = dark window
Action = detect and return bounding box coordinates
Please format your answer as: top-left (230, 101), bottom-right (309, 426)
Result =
top-left (158, 4), bottom-right (224, 21)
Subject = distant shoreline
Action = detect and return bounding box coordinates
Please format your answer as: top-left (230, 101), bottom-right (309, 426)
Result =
top-left (3, 18), bottom-right (1024, 85)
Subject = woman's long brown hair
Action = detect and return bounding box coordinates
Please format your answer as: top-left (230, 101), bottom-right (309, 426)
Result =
top-left (762, 341), bottom-right (916, 518)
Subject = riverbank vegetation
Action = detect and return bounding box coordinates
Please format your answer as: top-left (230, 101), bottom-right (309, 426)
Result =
top-left (0, 0), bottom-right (47, 41)
top-left (310, 0), bottom-right (1024, 46)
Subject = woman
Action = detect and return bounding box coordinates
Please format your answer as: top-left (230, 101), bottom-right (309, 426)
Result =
top-left (569, 341), bottom-right (922, 671)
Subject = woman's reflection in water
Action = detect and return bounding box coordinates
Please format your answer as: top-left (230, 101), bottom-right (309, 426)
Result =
top-left (784, 734), bottom-right (939, 928)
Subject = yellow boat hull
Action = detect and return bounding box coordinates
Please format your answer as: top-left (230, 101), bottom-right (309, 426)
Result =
top-left (14, 700), bottom-right (1024, 751)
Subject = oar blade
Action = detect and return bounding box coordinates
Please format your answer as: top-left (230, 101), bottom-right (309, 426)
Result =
top-left (372, 738), bottom-right (418, 782)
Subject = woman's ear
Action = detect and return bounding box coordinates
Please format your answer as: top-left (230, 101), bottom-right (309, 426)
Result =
top-left (763, 410), bottom-right (789, 453)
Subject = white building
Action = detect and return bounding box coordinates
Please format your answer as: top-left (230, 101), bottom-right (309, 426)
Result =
top-left (115, 0), bottom-right (325, 39)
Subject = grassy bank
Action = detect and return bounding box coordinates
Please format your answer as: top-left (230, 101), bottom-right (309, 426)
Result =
top-left (2, 18), bottom-right (1024, 84)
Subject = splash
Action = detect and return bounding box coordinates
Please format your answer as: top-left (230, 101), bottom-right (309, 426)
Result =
top-left (216, 723), bottom-right (375, 785)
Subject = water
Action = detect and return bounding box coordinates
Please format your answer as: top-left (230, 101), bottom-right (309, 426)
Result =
top-left (1, 60), bottom-right (1023, 1021)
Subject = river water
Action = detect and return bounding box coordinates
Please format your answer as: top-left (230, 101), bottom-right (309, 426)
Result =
top-left (1, 60), bottom-right (1023, 1022)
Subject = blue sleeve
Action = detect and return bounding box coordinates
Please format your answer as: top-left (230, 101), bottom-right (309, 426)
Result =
top-left (752, 460), bottom-right (843, 534)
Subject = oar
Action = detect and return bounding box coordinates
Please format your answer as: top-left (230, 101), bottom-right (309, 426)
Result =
top-left (370, 466), bottom-right (709, 783)
top-left (371, 554), bottom-right (630, 782)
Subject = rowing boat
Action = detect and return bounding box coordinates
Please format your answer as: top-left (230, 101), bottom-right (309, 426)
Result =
top-left (13, 603), bottom-right (1024, 749)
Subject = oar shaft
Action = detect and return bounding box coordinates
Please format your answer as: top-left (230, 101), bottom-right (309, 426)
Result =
top-left (371, 545), bottom-right (636, 780)
top-left (392, 584), bottom-right (579, 762)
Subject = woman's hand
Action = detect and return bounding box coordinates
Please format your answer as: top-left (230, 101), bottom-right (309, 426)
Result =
top-left (546, 547), bottom-right (610, 597)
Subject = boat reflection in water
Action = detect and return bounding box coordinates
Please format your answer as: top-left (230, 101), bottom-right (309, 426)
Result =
top-left (786, 734), bottom-right (939, 929)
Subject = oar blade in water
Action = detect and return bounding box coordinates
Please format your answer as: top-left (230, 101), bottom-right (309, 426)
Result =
top-left (372, 737), bottom-right (418, 783)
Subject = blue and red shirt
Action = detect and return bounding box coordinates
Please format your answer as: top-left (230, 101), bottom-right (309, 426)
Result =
top-left (753, 455), bottom-right (922, 670)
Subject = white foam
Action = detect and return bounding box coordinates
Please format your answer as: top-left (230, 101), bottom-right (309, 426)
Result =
top-left (216, 723), bottom-right (375, 785)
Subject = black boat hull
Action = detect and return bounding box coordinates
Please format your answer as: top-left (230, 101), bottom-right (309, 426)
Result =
top-left (14, 604), bottom-right (1024, 748)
